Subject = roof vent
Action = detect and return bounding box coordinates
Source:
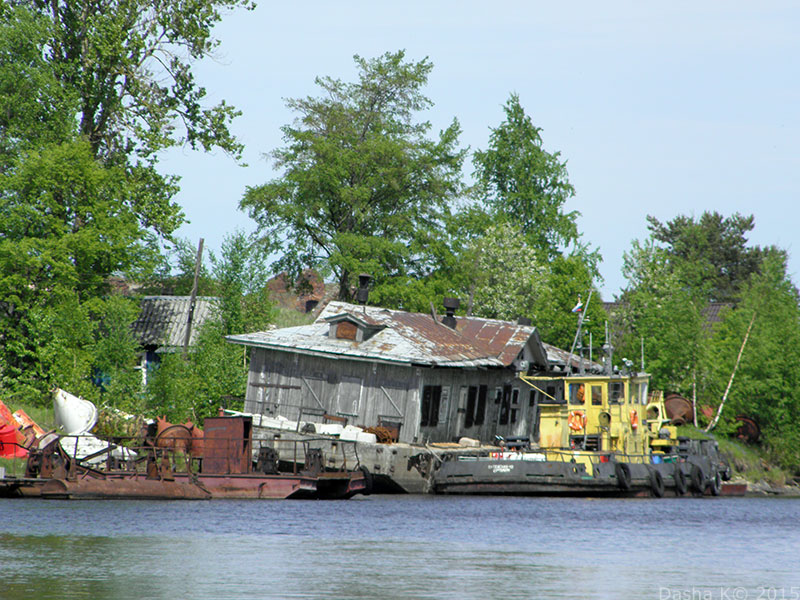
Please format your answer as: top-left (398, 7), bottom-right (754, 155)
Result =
top-left (442, 297), bottom-right (459, 329)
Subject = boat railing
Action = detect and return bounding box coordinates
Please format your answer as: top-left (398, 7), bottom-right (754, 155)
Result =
top-left (33, 432), bottom-right (362, 479)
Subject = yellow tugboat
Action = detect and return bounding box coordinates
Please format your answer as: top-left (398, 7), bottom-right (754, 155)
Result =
top-left (433, 299), bottom-right (730, 497)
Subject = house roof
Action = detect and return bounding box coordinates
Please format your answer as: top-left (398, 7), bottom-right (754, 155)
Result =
top-left (227, 301), bottom-right (547, 369)
top-left (132, 296), bottom-right (220, 350)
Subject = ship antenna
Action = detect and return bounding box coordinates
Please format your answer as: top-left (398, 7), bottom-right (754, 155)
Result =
top-left (567, 289), bottom-right (592, 374)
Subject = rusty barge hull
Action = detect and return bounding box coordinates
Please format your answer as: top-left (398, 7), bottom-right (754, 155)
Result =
top-left (36, 472), bottom-right (366, 500)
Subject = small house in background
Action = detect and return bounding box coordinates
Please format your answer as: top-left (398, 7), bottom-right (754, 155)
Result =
top-left (227, 300), bottom-right (570, 445)
top-left (131, 296), bottom-right (220, 384)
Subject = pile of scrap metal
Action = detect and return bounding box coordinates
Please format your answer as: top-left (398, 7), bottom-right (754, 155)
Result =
top-left (1, 390), bottom-right (368, 501)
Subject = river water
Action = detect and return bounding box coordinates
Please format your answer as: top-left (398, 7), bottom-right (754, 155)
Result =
top-left (1, 495), bottom-right (798, 600)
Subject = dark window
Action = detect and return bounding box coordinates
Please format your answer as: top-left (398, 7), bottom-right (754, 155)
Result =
top-left (591, 385), bottom-right (602, 406)
top-left (529, 389), bottom-right (536, 407)
top-left (510, 389), bottom-right (519, 423)
top-left (421, 385), bottom-right (441, 427)
top-left (499, 385), bottom-right (512, 425)
top-left (569, 383), bottom-right (586, 405)
top-left (609, 382), bottom-right (625, 404)
top-left (475, 385), bottom-right (487, 426)
top-left (464, 386), bottom-right (477, 428)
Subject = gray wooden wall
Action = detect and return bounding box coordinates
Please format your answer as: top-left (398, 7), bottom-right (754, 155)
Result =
top-left (243, 348), bottom-right (534, 444)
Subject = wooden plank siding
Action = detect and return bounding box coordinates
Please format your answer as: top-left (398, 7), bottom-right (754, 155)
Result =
top-left (243, 347), bottom-right (534, 444)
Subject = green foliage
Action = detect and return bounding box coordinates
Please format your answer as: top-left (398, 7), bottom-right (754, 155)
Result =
top-left (209, 230), bottom-right (276, 334)
top-left (646, 212), bottom-right (778, 303)
top-left (0, 0), bottom-right (248, 402)
top-left (616, 240), bottom-right (708, 393)
top-left (472, 93), bottom-right (583, 261)
top-left (9, 0), bottom-right (252, 161)
top-left (532, 254), bottom-right (606, 352)
top-left (241, 50), bottom-right (466, 300)
top-left (465, 223), bottom-right (547, 321)
top-left (702, 254), bottom-right (800, 470)
top-left (18, 293), bottom-right (142, 407)
top-left (146, 320), bottom-right (247, 422)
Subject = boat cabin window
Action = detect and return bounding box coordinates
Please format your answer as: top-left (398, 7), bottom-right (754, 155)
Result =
top-left (421, 385), bottom-right (441, 427)
top-left (631, 381), bottom-right (649, 404)
top-left (591, 385), bottom-right (603, 406)
top-left (609, 381), bottom-right (625, 404)
top-left (569, 383), bottom-right (586, 405)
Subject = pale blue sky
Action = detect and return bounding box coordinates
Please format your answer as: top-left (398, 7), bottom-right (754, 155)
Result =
top-left (162, 1), bottom-right (799, 299)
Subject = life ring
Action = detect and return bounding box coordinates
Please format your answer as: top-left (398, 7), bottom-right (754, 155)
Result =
top-left (568, 410), bottom-right (586, 431)
top-left (649, 468), bottom-right (665, 498)
top-left (630, 409), bottom-right (639, 430)
top-left (615, 462), bottom-right (632, 490)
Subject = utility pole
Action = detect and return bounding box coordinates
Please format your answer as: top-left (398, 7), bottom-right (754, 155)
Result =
top-left (183, 238), bottom-right (204, 358)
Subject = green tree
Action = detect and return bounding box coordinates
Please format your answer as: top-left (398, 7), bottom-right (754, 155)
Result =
top-left (616, 240), bottom-right (708, 394)
top-left (473, 93), bottom-right (585, 261)
top-left (466, 223), bottom-right (548, 321)
top-left (646, 212), bottom-right (778, 303)
top-left (240, 50), bottom-right (466, 300)
top-left (209, 230), bottom-right (275, 334)
top-left (701, 255), bottom-right (800, 469)
top-left (0, 1), bottom-right (249, 401)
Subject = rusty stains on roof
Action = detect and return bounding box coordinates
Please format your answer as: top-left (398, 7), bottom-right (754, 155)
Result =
top-left (227, 301), bottom-right (543, 369)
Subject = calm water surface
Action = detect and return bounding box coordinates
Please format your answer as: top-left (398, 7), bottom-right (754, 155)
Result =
top-left (1, 495), bottom-right (798, 600)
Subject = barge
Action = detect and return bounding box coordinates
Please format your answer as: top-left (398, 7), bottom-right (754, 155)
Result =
top-left (2, 413), bottom-right (368, 500)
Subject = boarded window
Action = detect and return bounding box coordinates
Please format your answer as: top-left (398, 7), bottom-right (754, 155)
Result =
top-left (421, 385), bottom-right (441, 427)
top-left (336, 321), bottom-right (357, 340)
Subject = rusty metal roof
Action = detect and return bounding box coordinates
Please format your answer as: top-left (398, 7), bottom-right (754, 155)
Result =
top-left (132, 296), bottom-right (220, 350)
top-left (227, 301), bottom-right (544, 369)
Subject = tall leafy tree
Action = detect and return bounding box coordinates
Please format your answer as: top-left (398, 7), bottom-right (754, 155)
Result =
top-left (646, 211), bottom-right (778, 303)
top-left (240, 50), bottom-right (466, 300)
top-left (616, 240), bottom-right (708, 393)
top-left (473, 93), bottom-right (586, 262)
top-left (0, 1), bottom-right (251, 402)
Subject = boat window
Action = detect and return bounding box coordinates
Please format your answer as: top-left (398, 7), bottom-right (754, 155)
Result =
top-left (631, 381), bottom-right (648, 404)
top-left (609, 382), bottom-right (625, 404)
top-left (569, 383), bottom-right (586, 405)
top-left (591, 385), bottom-right (602, 406)
top-left (475, 385), bottom-right (488, 426)
top-left (421, 385), bottom-right (441, 427)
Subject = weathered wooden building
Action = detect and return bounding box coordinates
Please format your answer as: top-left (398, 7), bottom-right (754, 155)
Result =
top-left (226, 301), bottom-right (564, 445)
top-left (131, 296), bottom-right (220, 384)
